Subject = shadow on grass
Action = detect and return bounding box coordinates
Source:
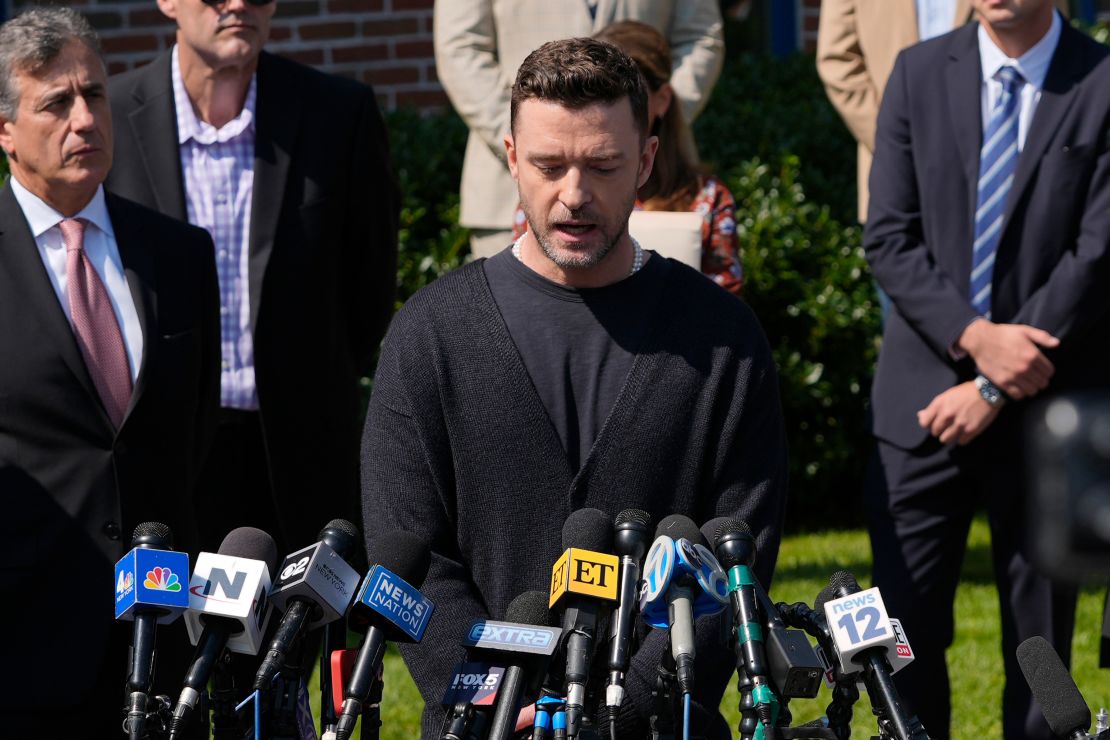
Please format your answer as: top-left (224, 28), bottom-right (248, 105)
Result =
top-left (775, 542), bottom-right (997, 587)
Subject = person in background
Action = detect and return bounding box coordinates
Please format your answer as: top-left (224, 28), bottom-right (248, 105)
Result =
top-left (0, 8), bottom-right (218, 733)
top-left (864, 0), bottom-right (1109, 735)
top-left (512, 20), bottom-right (743, 297)
top-left (436, 0), bottom-right (725, 259)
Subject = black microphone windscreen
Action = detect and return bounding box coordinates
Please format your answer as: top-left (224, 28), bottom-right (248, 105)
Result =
top-left (562, 508), bottom-right (613, 552)
top-left (132, 521), bottom-right (173, 550)
top-left (1017, 636), bottom-right (1091, 736)
top-left (713, 517), bottom-right (752, 545)
top-left (615, 508), bottom-right (651, 528)
top-left (655, 514), bottom-right (706, 548)
top-left (815, 570), bottom-right (861, 612)
top-left (366, 530), bottom-right (432, 588)
top-left (318, 518), bottom-right (361, 559)
top-left (217, 526), bottom-right (280, 575)
top-left (504, 590), bottom-right (550, 626)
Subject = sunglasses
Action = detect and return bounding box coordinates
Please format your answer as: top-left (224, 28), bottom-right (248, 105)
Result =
top-left (200, 0), bottom-right (275, 6)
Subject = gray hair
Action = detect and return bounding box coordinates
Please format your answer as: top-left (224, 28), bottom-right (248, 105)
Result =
top-left (0, 7), bottom-right (103, 120)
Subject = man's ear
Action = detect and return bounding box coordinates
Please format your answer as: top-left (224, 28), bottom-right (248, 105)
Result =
top-left (0, 118), bottom-right (16, 158)
top-left (505, 133), bottom-right (519, 180)
top-left (156, 0), bottom-right (179, 22)
top-left (637, 135), bottom-right (659, 189)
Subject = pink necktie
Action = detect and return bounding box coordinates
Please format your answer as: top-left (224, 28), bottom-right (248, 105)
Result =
top-left (60, 218), bottom-right (133, 428)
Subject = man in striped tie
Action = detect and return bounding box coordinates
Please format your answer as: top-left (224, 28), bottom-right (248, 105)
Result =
top-left (863, 0), bottom-right (1110, 736)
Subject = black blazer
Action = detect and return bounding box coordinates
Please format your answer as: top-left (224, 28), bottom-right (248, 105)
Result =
top-left (865, 21), bottom-right (1110, 449)
top-left (106, 51), bottom-right (399, 549)
top-left (0, 186), bottom-right (219, 713)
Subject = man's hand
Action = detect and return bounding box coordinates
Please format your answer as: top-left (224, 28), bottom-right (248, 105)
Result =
top-left (917, 381), bottom-right (1001, 445)
top-left (957, 319), bottom-right (1059, 399)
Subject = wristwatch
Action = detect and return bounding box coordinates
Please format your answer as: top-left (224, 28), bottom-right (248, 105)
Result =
top-left (975, 374), bottom-right (1007, 408)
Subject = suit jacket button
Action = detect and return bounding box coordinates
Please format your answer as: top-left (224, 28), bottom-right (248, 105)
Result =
top-left (103, 521), bottom-right (121, 540)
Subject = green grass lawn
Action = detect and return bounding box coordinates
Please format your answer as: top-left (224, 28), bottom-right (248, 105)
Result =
top-left (324, 519), bottom-right (1109, 739)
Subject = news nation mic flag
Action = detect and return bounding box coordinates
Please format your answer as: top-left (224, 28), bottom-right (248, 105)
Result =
top-left (185, 549), bottom-right (273, 654)
top-left (115, 544), bottom-right (190, 622)
top-left (353, 563), bottom-right (434, 642)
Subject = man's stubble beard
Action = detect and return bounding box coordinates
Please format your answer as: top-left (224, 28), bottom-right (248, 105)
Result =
top-left (519, 191), bottom-right (636, 271)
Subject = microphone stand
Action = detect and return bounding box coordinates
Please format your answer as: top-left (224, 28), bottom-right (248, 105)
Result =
top-left (210, 652), bottom-right (239, 739)
top-left (320, 620), bottom-right (345, 737)
top-left (649, 636), bottom-right (681, 740)
top-left (775, 602), bottom-right (857, 740)
top-left (359, 664), bottom-right (384, 740)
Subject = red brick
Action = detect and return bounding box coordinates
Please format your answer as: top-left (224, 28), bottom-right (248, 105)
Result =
top-left (333, 43), bottom-right (390, 63)
top-left (327, 0), bottom-right (385, 12)
top-left (276, 1), bottom-right (321, 18)
top-left (360, 17), bottom-right (420, 36)
top-left (108, 60), bottom-right (130, 75)
top-left (281, 48), bottom-right (326, 66)
top-left (394, 89), bottom-right (449, 108)
top-left (393, 0), bottom-right (433, 8)
top-left (269, 25), bottom-right (294, 42)
top-left (363, 65), bottom-right (420, 86)
top-left (300, 21), bottom-right (358, 41)
top-left (129, 8), bottom-right (171, 27)
top-left (102, 34), bottom-right (160, 54)
top-left (85, 11), bottom-right (124, 30)
top-left (394, 39), bottom-right (434, 59)
top-left (803, 13), bottom-right (819, 32)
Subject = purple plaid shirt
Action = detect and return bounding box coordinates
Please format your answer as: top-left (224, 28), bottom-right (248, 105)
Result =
top-left (172, 45), bottom-right (259, 410)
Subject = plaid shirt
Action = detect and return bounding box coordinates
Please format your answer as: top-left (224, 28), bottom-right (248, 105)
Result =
top-left (172, 45), bottom-right (259, 410)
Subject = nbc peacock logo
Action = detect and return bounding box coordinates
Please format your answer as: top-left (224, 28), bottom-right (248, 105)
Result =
top-left (144, 567), bottom-right (182, 592)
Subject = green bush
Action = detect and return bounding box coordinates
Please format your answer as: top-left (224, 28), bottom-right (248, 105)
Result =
top-left (726, 157), bottom-right (878, 528)
top-left (695, 53), bottom-right (859, 227)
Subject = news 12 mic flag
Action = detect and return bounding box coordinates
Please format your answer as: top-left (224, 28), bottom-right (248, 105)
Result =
top-left (115, 547), bottom-right (190, 622)
top-left (354, 564), bottom-right (435, 641)
top-left (185, 551), bottom-right (273, 653)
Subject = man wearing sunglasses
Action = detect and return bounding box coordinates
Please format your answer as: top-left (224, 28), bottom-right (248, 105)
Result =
top-left (106, 0), bottom-right (398, 587)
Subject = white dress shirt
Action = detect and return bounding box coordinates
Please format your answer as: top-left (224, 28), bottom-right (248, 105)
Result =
top-left (10, 177), bottom-right (143, 381)
top-left (978, 10), bottom-right (1062, 151)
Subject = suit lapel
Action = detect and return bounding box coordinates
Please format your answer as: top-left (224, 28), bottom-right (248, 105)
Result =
top-left (106, 194), bottom-right (157, 425)
top-left (945, 25), bottom-right (982, 233)
top-left (124, 53), bottom-right (188, 221)
top-left (0, 187), bottom-right (108, 423)
top-left (249, 52), bottom-right (299, 333)
top-left (1002, 23), bottom-right (1084, 229)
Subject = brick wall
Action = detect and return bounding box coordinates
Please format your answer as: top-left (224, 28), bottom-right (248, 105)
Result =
top-left (801, 0), bottom-right (820, 52)
top-left (11, 0), bottom-right (447, 110)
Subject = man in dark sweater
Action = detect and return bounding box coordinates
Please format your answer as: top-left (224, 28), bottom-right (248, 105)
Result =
top-left (361, 37), bottom-right (787, 738)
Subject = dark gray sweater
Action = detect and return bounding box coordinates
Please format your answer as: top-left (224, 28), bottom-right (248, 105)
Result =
top-left (361, 257), bottom-right (788, 738)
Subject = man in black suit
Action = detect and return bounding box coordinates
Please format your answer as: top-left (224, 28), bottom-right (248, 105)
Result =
top-left (0, 7), bottom-right (218, 733)
top-left (864, 0), bottom-right (1110, 736)
top-left (105, 0), bottom-right (398, 559)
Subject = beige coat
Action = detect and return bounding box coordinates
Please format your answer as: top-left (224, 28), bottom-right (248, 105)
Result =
top-left (817, 0), bottom-right (973, 222)
top-left (435, 0), bottom-right (724, 230)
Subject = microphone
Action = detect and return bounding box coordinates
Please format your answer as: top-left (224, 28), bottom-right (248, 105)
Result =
top-left (254, 518), bottom-right (363, 691)
top-left (1017, 636), bottom-right (1091, 740)
top-left (114, 522), bottom-right (191, 740)
top-left (479, 591), bottom-right (561, 740)
top-left (335, 531), bottom-right (434, 740)
top-left (639, 515), bottom-right (729, 698)
top-left (168, 527), bottom-right (280, 740)
top-left (816, 571), bottom-right (926, 740)
top-left (605, 508), bottom-right (652, 715)
top-left (548, 508), bottom-right (620, 740)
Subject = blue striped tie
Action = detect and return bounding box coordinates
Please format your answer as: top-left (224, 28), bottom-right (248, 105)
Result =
top-left (971, 66), bottom-right (1024, 318)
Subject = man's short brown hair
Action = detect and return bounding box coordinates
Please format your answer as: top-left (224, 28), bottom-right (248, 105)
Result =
top-left (510, 37), bottom-right (649, 137)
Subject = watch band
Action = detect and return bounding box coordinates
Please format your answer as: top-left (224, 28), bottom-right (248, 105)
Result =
top-left (975, 374), bottom-right (1008, 408)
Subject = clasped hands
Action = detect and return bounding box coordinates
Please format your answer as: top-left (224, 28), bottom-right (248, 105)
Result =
top-left (917, 319), bottom-right (1059, 445)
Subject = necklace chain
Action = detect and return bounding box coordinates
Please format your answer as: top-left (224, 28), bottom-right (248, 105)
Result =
top-left (511, 234), bottom-right (644, 276)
